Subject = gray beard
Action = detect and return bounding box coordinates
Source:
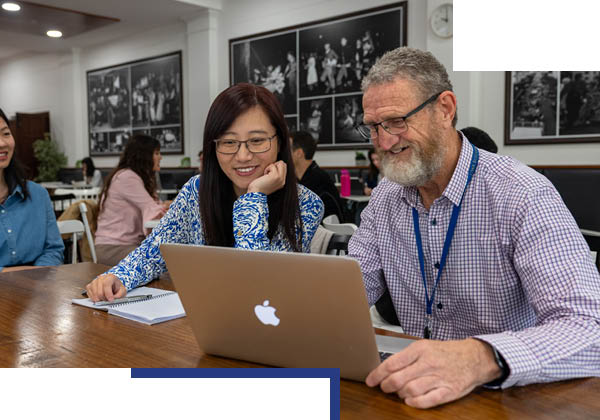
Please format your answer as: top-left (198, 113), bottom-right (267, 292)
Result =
top-left (382, 144), bottom-right (445, 187)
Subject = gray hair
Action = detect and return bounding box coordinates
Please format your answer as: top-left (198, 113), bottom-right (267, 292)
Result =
top-left (362, 47), bottom-right (457, 126)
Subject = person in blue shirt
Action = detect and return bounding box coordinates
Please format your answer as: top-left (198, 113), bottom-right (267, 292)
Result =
top-left (0, 108), bottom-right (64, 272)
top-left (86, 83), bottom-right (324, 301)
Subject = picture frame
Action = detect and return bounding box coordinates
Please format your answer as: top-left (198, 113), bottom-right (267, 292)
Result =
top-left (505, 71), bottom-right (600, 145)
top-left (87, 51), bottom-right (184, 156)
top-left (229, 2), bottom-right (407, 150)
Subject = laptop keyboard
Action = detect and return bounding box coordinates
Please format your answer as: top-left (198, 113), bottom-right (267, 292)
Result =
top-left (379, 351), bottom-right (394, 362)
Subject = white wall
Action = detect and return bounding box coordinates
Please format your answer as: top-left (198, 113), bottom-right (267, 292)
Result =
top-left (0, 0), bottom-right (598, 167)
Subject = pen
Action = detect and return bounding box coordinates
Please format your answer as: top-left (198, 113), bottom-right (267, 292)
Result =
top-left (92, 294), bottom-right (153, 306)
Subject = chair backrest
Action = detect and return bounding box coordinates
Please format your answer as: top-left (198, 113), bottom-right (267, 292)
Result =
top-left (50, 189), bottom-right (76, 213)
top-left (72, 187), bottom-right (101, 201)
top-left (322, 221), bottom-right (358, 236)
top-left (79, 202), bottom-right (97, 263)
top-left (326, 233), bottom-right (352, 256)
top-left (323, 214), bottom-right (340, 224)
top-left (57, 220), bottom-right (84, 264)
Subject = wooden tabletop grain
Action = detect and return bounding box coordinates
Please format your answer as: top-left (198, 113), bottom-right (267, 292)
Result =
top-left (0, 263), bottom-right (598, 419)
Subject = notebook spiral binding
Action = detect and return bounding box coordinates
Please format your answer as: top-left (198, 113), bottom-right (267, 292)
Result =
top-left (110, 292), bottom-right (174, 308)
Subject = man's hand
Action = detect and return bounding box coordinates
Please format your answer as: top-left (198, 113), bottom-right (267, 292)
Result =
top-left (366, 338), bottom-right (502, 409)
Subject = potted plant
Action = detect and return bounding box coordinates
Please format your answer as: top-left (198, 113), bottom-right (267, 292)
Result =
top-left (33, 133), bottom-right (68, 182)
top-left (180, 156), bottom-right (191, 167)
top-left (355, 151), bottom-right (367, 167)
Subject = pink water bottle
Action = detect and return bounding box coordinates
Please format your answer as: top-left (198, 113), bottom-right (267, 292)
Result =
top-left (340, 169), bottom-right (351, 197)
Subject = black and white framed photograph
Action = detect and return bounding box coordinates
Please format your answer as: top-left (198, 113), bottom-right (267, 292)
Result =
top-left (230, 2), bottom-right (407, 150)
top-left (334, 94), bottom-right (367, 144)
top-left (299, 97), bottom-right (333, 144)
top-left (87, 51), bottom-right (183, 156)
top-left (505, 71), bottom-right (600, 144)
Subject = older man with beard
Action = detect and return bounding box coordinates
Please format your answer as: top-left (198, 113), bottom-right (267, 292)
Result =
top-left (348, 47), bottom-right (600, 409)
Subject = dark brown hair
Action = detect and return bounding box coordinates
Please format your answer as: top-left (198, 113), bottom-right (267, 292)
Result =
top-left (367, 149), bottom-right (380, 183)
top-left (98, 134), bottom-right (160, 211)
top-left (199, 83), bottom-right (301, 250)
top-left (0, 108), bottom-right (29, 200)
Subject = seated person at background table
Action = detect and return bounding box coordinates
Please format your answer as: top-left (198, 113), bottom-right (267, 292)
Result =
top-left (0, 108), bottom-right (64, 272)
top-left (81, 157), bottom-right (103, 188)
top-left (197, 150), bottom-right (203, 174)
top-left (459, 126), bottom-right (498, 153)
top-left (349, 47), bottom-right (600, 409)
top-left (94, 135), bottom-right (168, 267)
top-left (86, 83), bottom-right (324, 301)
top-left (290, 130), bottom-right (344, 221)
top-left (363, 149), bottom-right (382, 196)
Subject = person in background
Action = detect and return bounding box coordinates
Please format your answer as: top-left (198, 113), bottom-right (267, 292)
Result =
top-left (363, 149), bottom-right (382, 195)
top-left (81, 157), bottom-right (103, 188)
top-left (0, 108), bottom-right (64, 272)
top-left (94, 135), bottom-right (168, 266)
top-left (459, 126), bottom-right (498, 153)
top-left (86, 83), bottom-right (324, 302)
top-left (290, 130), bottom-right (345, 221)
top-left (350, 47), bottom-right (599, 408)
top-left (197, 150), bottom-right (203, 174)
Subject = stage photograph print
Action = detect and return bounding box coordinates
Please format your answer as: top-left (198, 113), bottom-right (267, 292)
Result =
top-left (232, 32), bottom-right (298, 116)
top-left (298, 10), bottom-right (402, 98)
top-left (505, 71), bottom-right (600, 144)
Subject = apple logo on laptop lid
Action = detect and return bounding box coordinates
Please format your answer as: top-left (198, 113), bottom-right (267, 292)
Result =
top-left (254, 300), bottom-right (280, 326)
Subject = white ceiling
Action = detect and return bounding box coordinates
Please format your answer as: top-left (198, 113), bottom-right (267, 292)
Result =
top-left (0, 0), bottom-right (221, 62)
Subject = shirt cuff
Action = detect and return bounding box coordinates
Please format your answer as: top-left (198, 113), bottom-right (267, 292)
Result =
top-left (474, 332), bottom-right (543, 388)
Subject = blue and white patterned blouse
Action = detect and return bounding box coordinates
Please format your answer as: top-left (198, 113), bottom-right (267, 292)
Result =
top-left (106, 175), bottom-right (324, 290)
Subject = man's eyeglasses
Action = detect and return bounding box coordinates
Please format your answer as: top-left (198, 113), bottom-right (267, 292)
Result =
top-left (355, 91), bottom-right (443, 140)
top-left (214, 134), bottom-right (276, 154)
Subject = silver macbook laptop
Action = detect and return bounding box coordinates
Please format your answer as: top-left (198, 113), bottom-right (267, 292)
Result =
top-left (160, 244), bottom-right (413, 381)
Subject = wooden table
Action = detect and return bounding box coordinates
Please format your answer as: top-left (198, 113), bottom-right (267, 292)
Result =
top-left (1, 263), bottom-right (599, 419)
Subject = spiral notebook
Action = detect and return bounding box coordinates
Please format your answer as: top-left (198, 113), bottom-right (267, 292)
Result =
top-left (71, 287), bottom-right (186, 325)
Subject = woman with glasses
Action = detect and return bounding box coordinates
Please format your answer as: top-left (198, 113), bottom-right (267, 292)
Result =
top-left (86, 83), bottom-right (324, 301)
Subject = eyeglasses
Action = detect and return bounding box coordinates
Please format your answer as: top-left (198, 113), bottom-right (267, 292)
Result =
top-left (214, 134), bottom-right (276, 155)
top-left (355, 91), bottom-right (443, 140)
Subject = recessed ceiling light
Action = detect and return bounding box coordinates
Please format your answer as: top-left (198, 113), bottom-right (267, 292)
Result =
top-left (46, 30), bottom-right (62, 38)
top-left (2, 2), bottom-right (21, 11)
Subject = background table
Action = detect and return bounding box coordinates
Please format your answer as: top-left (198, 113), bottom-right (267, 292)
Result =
top-left (0, 263), bottom-right (598, 419)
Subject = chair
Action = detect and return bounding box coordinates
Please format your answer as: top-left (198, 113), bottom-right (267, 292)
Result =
top-left (57, 220), bottom-right (84, 264)
top-left (325, 233), bottom-right (352, 256)
top-left (322, 220), bottom-right (358, 236)
top-left (50, 189), bottom-right (76, 214)
top-left (79, 202), bottom-right (97, 263)
top-left (323, 214), bottom-right (340, 224)
top-left (71, 187), bottom-right (101, 202)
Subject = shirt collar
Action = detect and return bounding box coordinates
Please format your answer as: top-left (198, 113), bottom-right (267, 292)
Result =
top-left (9, 183), bottom-right (25, 199)
top-left (442, 133), bottom-right (474, 207)
top-left (397, 132), bottom-right (474, 208)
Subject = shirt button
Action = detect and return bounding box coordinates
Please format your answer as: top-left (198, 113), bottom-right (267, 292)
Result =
top-left (1, 210), bottom-right (4, 213)
top-left (11, 251), bottom-right (16, 255)
top-left (7, 229), bottom-right (11, 233)
top-left (431, 218), bottom-right (437, 226)
top-left (434, 262), bottom-right (440, 269)
top-left (437, 302), bottom-right (443, 309)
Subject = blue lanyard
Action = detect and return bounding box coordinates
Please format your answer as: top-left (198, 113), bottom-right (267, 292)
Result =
top-left (412, 143), bottom-right (479, 338)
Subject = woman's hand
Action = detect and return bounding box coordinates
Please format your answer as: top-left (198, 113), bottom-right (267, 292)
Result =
top-left (247, 161), bottom-right (287, 196)
top-left (364, 186), bottom-right (373, 196)
top-left (85, 273), bottom-right (127, 302)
